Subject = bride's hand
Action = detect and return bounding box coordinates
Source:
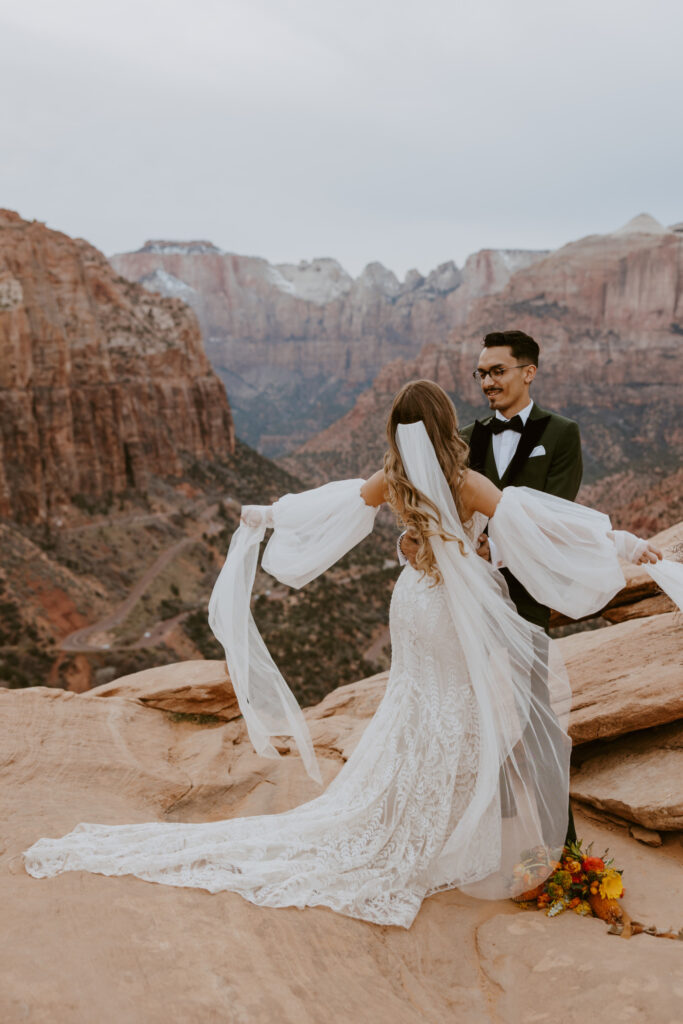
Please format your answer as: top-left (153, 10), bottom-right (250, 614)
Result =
top-left (240, 505), bottom-right (274, 528)
top-left (608, 530), bottom-right (663, 565)
top-left (637, 542), bottom-right (663, 564)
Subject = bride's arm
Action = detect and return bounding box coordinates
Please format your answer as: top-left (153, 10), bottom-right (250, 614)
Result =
top-left (360, 469), bottom-right (388, 507)
top-left (240, 470), bottom-right (387, 523)
top-left (460, 469), bottom-right (502, 520)
top-left (462, 469), bottom-right (662, 566)
top-left (261, 476), bottom-right (381, 589)
top-left (477, 480), bottom-right (669, 619)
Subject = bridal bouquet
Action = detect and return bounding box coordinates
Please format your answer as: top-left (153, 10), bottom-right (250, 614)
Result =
top-left (512, 839), bottom-right (624, 920)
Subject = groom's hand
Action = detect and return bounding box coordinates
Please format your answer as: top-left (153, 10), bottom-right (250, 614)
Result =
top-left (399, 532), bottom-right (420, 568)
top-left (476, 533), bottom-right (491, 561)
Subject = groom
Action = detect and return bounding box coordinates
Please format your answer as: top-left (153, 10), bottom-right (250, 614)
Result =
top-left (399, 329), bottom-right (582, 846)
top-left (463, 330), bottom-right (582, 846)
top-left (461, 330), bottom-right (583, 623)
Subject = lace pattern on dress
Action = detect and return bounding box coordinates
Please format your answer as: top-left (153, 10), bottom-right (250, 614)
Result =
top-left (24, 566), bottom-right (483, 929)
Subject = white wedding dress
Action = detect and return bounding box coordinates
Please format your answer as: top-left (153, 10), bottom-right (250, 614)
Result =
top-left (23, 423), bottom-right (682, 929)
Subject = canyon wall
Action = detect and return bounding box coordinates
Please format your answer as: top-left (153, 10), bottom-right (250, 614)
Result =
top-left (0, 211), bottom-right (234, 523)
top-left (111, 242), bottom-right (547, 454)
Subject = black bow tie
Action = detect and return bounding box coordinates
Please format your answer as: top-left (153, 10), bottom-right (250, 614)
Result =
top-left (490, 415), bottom-right (524, 435)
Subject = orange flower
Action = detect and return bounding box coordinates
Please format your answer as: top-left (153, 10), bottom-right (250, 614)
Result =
top-left (582, 856), bottom-right (605, 872)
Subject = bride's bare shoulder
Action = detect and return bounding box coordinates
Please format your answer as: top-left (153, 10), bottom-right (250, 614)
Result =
top-left (459, 469), bottom-right (502, 519)
top-left (360, 469), bottom-right (388, 507)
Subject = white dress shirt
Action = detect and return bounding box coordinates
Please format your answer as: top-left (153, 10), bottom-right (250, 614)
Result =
top-left (488, 400), bottom-right (534, 567)
top-left (492, 399), bottom-right (534, 479)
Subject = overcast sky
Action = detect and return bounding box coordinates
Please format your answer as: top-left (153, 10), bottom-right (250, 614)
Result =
top-left (1, 0), bottom-right (682, 277)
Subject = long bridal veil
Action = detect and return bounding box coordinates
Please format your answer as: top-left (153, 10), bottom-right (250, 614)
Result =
top-left (397, 421), bottom-right (682, 897)
top-left (394, 422), bottom-right (572, 898)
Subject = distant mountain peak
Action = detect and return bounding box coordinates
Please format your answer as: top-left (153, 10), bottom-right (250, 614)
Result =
top-left (613, 213), bottom-right (667, 236)
top-left (358, 261), bottom-right (401, 296)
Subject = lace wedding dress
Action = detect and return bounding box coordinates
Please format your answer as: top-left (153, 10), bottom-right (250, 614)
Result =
top-left (23, 423), bottom-right (682, 929)
top-left (22, 526), bottom-right (493, 927)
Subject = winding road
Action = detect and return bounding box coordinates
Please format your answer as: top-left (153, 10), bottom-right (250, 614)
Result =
top-left (60, 537), bottom-right (195, 652)
top-left (59, 501), bottom-right (226, 654)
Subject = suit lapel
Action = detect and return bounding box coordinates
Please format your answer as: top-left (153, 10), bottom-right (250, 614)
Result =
top-left (501, 404), bottom-right (551, 486)
top-left (467, 418), bottom-right (494, 473)
top-left (484, 438), bottom-right (502, 487)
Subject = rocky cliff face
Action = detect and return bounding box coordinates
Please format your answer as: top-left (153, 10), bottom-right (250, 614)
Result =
top-left (284, 215), bottom-right (683, 518)
top-left (0, 212), bottom-right (234, 524)
top-left (111, 241), bottom-right (548, 454)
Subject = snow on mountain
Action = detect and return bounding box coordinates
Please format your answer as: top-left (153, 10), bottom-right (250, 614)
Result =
top-left (137, 241), bottom-right (224, 256)
top-left (139, 268), bottom-right (197, 301)
top-left (270, 258), bottom-right (354, 305)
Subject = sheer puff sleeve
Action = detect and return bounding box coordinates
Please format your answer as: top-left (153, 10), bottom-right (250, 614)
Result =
top-left (263, 479), bottom-right (378, 588)
top-left (208, 479), bottom-right (379, 783)
top-left (488, 486), bottom-right (683, 619)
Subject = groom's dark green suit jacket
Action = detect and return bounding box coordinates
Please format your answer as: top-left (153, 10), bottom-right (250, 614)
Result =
top-left (460, 402), bottom-right (583, 631)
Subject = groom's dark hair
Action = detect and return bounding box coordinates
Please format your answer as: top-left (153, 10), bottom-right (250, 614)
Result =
top-left (483, 330), bottom-right (539, 366)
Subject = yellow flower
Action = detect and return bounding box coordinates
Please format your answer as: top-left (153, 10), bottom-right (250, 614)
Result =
top-left (599, 869), bottom-right (623, 900)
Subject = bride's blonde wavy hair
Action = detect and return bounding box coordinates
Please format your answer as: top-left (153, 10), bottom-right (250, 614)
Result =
top-left (384, 379), bottom-right (470, 583)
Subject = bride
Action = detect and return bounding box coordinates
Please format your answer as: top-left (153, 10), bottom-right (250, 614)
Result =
top-left (24, 381), bottom-right (679, 929)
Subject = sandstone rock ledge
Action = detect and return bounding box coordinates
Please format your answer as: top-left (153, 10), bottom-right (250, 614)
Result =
top-left (2, 658), bottom-right (683, 1024)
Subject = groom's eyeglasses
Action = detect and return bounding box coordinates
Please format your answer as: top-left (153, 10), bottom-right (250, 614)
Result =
top-left (472, 364), bottom-right (533, 383)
